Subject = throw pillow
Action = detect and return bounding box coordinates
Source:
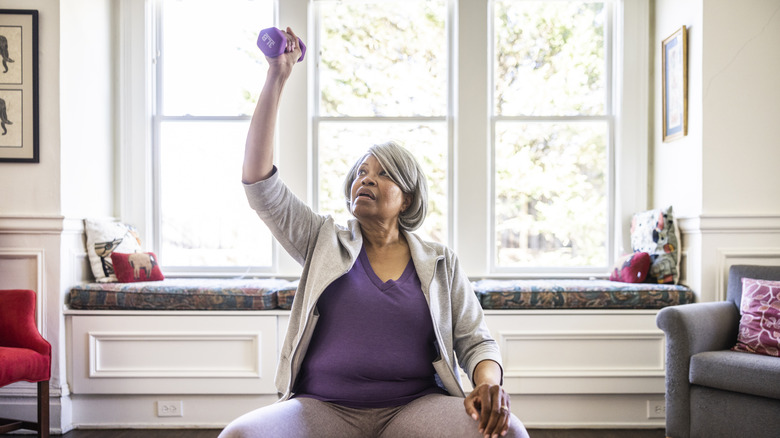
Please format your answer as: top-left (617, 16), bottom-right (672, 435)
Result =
top-left (609, 252), bottom-right (651, 283)
top-left (732, 278), bottom-right (780, 357)
top-left (111, 252), bottom-right (165, 282)
top-left (85, 219), bottom-right (143, 282)
top-left (630, 206), bottom-right (681, 284)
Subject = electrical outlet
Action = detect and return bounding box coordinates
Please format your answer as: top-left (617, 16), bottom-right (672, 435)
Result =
top-left (157, 400), bottom-right (183, 417)
top-left (647, 400), bottom-right (666, 419)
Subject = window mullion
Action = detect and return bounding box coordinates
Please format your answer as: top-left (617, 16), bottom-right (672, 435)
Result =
top-left (455, 0), bottom-right (490, 275)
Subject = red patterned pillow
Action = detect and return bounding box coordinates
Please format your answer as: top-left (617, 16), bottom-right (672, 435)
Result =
top-left (609, 252), bottom-right (650, 283)
top-left (732, 278), bottom-right (780, 357)
top-left (110, 252), bottom-right (164, 283)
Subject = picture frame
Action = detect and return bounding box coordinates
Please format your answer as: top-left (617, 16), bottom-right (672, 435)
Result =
top-left (662, 25), bottom-right (687, 143)
top-left (0, 9), bottom-right (38, 162)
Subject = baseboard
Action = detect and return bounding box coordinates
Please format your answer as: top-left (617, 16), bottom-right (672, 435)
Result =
top-left (69, 394), bottom-right (280, 429)
top-left (0, 391), bottom-right (69, 434)
top-left (62, 393), bottom-right (666, 429)
top-left (512, 393), bottom-right (666, 429)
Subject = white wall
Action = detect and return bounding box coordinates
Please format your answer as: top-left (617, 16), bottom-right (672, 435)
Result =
top-left (60, 0), bottom-right (117, 218)
top-left (701, 0), bottom-right (780, 215)
top-left (0, 0), bottom-right (61, 215)
top-left (652, 0), bottom-right (703, 218)
top-left (654, 0), bottom-right (780, 301)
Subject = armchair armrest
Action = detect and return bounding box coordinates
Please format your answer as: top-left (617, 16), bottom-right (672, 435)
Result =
top-left (656, 302), bottom-right (740, 438)
top-left (657, 301), bottom-right (740, 355)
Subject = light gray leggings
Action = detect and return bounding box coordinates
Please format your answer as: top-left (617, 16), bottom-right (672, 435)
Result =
top-left (219, 393), bottom-right (530, 438)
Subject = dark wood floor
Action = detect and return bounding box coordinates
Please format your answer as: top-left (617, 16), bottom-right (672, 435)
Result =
top-left (528, 430), bottom-right (665, 438)
top-left (3, 428), bottom-right (667, 437)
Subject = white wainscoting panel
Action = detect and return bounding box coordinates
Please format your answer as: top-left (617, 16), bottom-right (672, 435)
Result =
top-left (678, 214), bottom-right (780, 302)
top-left (70, 314), bottom-right (278, 394)
top-left (715, 247), bottom-right (780, 301)
top-left (0, 248), bottom-right (44, 330)
top-left (484, 310), bottom-right (665, 395)
top-left (501, 330), bottom-right (664, 376)
top-left (88, 332), bottom-right (261, 378)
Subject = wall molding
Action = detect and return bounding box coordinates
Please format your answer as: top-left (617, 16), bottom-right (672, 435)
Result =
top-left (678, 214), bottom-right (780, 234)
top-left (714, 248), bottom-right (780, 301)
top-left (88, 331), bottom-right (262, 379)
top-left (0, 215), bottom-right (84, 235)
top-left (0, 248), bottom-right (45, 331)
top-left (499, 330), bottom-right (665, 378)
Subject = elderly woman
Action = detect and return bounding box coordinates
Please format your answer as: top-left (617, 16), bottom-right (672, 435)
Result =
top-left (220, 28), bottom-right (529, 438)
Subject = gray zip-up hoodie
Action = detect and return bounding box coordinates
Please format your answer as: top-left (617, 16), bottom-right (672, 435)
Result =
top-left (244, 167), bottom-right (503, 401)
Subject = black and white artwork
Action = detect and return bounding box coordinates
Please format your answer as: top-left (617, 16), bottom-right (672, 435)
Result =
top-left (0, 9), bottom-right (37, 162)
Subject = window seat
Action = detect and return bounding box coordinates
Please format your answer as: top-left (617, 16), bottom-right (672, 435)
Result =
top-left (67, 278), bottom-right (694, 311)
top-left (67, 278), bottom-right (295, 311)
top-left (473, 279), bottom-right (694, 309)
top-left (65, 278), bottom-right (681, 426)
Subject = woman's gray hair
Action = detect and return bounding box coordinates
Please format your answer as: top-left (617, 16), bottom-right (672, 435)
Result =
top-left (343, 141), bottom-right (428, 232)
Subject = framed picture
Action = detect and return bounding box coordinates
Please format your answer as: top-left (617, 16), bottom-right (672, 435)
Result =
top-left (0, 9), bottom-right (38, 162)
top-left (662, 25), bottom-right (687, 143)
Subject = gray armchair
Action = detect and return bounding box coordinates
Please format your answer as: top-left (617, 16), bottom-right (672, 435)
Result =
top-left (656, 265), bottom-right (780, 438)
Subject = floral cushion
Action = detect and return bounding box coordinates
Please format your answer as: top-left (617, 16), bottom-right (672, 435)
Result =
top-left (69, 278), bottom-right (694, 311)
top-left (275, 281), bottom-right (299, 310)
top-left (732, 278), bottom-right (780, 357)
top-left (474, 279), bottom-right (694, 309)
top-left (68, 278), bottom-right (293, 311)
top-left (630, 206), bottom-right (681, 284)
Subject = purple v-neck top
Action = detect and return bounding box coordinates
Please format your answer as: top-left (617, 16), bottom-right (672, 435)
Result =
top-left (293, 246), bottom-right (447, 408)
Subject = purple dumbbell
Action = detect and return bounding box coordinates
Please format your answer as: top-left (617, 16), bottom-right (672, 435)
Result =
top-left (257, 27), bottom-right (306, 62)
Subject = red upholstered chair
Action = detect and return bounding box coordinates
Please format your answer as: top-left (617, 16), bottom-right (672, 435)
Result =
top-left (0, 289), bottom-right (51, 438)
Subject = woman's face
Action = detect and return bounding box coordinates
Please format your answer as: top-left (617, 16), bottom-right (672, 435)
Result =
top-left (349, 155), bottom-right (410, 226)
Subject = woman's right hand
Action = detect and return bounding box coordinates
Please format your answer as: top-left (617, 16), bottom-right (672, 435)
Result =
top-left (265, 27), bottom-right (302, 79)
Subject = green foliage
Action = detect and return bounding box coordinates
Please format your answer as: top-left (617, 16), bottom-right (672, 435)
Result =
top-left (318, 0), bottom-right (447, 117)
top-left (494, 1), bottom-right (606, 116)
top-left (495, 122), bottom-right (607, 267)
top-left (493, 1), bottom-right (609, 268)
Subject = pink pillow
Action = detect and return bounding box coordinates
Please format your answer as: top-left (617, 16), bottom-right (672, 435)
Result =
top-left (609, 252), bottom-right (650, 283)
top-left (110, 252), bottom-right (165, 283)
top-left (732, 277), bottom-right (780, 357)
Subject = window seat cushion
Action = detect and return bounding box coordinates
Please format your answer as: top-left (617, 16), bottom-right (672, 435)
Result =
top-left (68, 278), bottom-right (294, 311)
top-left (68, 278), bottom-right (694, 311)
top-left (473, 279), bottom-right (695, 309)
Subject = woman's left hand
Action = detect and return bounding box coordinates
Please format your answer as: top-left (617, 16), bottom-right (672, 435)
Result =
top-left (464, 382), bottom-right (512, 437)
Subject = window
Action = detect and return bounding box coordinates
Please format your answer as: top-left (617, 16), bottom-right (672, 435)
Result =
top-left (121, 0), bottom-right (648, 277)
top-left (154, 0), bottom-right (275, 272)
top-left (491, 0), bottom-right (613, 271)
top-left (313, 0), bottom-right (450, 244)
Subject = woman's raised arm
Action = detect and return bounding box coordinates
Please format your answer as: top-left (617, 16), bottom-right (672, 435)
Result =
top-left (242, 27), bottom-right (302, 184)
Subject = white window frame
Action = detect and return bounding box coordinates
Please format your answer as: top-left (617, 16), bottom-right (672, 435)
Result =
top-left (118, 0), bottom-right (649, 279)
top-left (488, 0), bottom-right (616, 276)
top-left (310, 0), bottom-right (456, 247)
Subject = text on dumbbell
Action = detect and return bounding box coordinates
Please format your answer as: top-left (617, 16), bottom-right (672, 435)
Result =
top-left (261, 33), bottom-right (275, 48)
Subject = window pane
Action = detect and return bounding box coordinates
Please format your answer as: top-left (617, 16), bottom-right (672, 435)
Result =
top-left (317, 0), bottom-right (447, 117)
top-left (160, 0), bottom-right (273, 116)
top-left (494, 121), bottom-right (608, 268)
top-left (494, 0), bottom-right (607, 116)
top-left (159, 121), bottom-right (272, 267)
top-left (318, 122), bottom-right (448, 244)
